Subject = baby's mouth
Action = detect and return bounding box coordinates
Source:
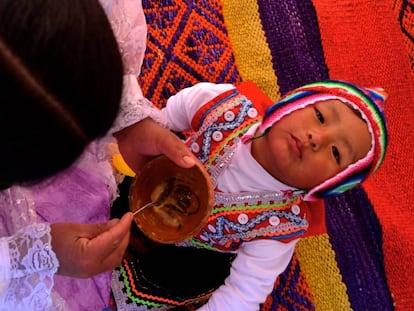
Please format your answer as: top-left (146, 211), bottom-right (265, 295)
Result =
top-left (290, 135), bottom-right (302, 159)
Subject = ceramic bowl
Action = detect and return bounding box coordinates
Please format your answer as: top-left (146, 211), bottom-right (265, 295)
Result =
top-left (129, 156), bottom-right (214, 244)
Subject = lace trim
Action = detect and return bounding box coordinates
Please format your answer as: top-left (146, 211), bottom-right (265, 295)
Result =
top-left (2, 223), bottom-right (59, 310)
top-left (8, 223), bottom-right (58, 277)
top-left (100, 0), bottom-right (147, 76)
top-left (115, 96), bottom-right (156, 132)
top-left (110, 76), bottom-right (162, 136)
top-left (0, 187), bottom-right (38, 234)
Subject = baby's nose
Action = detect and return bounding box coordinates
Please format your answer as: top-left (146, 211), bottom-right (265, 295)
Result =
top-left (307, 131), bottom-right (327, 150)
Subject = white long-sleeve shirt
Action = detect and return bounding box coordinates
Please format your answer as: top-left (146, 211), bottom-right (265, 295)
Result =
top-left (158, 82), bottom-right (299, 311)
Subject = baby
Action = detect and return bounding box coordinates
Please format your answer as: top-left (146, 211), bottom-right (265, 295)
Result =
top-left (113, 79), bottom-right (388, 310)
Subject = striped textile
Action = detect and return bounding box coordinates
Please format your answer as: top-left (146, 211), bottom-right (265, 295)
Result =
top-left (134, 0), bottom-right (414, 310)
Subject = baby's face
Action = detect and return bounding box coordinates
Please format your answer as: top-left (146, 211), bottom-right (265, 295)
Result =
top-left (251, 99), bottom-right (371, 189)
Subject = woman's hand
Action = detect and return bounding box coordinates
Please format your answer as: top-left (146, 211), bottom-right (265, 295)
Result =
top-left (114, 117), bottom-right (196, 173)
top-left (50, 212), bottom-right (133, 278)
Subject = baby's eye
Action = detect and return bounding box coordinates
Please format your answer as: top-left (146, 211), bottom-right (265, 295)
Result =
top-left (332, 146), bottom-right (340, 164)
top-left (314, 108), bottom-right (325, 123)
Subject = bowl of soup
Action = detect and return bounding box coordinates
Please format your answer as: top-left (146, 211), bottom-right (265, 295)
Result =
top-left (129, 156), bottom-right (214, 244)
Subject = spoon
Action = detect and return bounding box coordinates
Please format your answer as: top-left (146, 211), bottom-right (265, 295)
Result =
top-left (132, 201), bottom-right (155, 216)
top-left (132, 178), bottom-right (174, 216)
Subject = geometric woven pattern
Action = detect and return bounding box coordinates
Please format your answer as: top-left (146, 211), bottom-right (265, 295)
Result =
top-left (261, 255), bottom-right (314, 311)
top-left (313, 1), bottom-right (414, 309)
top-left (139, 0), bottom-right (241, 109)
top-left (126, 0), bottom-right (414, 310)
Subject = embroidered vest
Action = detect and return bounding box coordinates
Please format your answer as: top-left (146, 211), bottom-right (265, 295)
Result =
top-left (182, 81), bottom-right (325, 252)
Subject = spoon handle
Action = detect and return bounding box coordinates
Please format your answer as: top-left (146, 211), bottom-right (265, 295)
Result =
top-left (132, 201), bottom-right (154, 216)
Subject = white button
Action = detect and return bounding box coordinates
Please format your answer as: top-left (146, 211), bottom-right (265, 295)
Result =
top-left (237, 213), bottom-right (249, 224)
top-left (291, 204), bottom-right (300, 215)
top-left (190, 142), bottom-right (200, 153)
top-left (212, 131), bottom-right (223, 141)
top-left (269, 216), bottom-right (280, 226)
top-left (208, 224), bottom-right (216, 233)
top-left (224, 111), bottom-right (235, 121)
top-left (200, 234), bottom-right (209, 241)
top-left (247, 108), bottom-right (258, 118)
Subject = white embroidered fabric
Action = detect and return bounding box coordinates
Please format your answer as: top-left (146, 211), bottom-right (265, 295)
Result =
top-left (0, 223), bottom-right (59, 311)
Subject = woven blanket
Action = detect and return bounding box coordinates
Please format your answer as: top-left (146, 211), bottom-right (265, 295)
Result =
top-left (132, 1), bottom-right (414, 310)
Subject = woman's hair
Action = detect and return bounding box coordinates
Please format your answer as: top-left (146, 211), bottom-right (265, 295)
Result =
top-left (0, 0), bottom-right (124, 185)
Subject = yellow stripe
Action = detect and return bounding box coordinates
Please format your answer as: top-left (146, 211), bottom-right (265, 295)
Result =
top-left (222, 0), bottom-right (280, 101)
top-left (223, 3), bottom-right (351, 309)
top-left (296, 235), bottom-right (352, 310)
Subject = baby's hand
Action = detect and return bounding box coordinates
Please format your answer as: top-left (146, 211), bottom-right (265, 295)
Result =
top-left (50, 212), bottom-right (133, 278)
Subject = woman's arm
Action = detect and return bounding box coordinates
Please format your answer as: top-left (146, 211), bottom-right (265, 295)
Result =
top-left (100, 0), bottom-right (147, 77)
top-left (100, 0), bottom-right (154, 133)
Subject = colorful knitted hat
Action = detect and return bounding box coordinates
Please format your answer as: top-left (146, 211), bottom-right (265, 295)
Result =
top-left (246, 80), bottom-right (388, 201)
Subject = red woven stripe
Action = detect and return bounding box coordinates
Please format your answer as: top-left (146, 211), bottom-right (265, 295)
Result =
top-left (312, 0), bottom-right (414, 309)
